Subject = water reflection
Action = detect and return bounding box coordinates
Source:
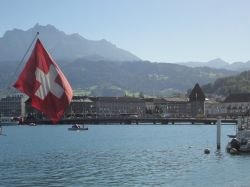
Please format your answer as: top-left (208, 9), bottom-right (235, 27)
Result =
top-left (0, 125), bottom-right (249, 187)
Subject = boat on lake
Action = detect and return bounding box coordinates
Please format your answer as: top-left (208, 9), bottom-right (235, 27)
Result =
top-left (227, 117), bottom-right (250, 153)
top-left (28, 122), bottom-right (36, 126)
top-left (68, 124), bottom-right (88, 131)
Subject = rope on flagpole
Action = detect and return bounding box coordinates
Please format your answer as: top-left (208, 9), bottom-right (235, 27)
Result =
top-left (7, 32), bottom-right (39, 92)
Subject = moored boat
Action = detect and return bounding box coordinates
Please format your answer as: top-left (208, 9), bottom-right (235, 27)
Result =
top-left (28, 122), bottom-right (36, 126)
top-left (227, 117), bottom-right (250, 153)
top-left (68, 124), bottom-right (88, 131)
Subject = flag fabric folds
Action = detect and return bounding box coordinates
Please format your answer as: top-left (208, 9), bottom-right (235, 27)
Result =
top-left (13, 39), bottom-right (73, 123)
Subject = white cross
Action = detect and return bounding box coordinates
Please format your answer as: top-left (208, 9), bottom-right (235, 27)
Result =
top-left (35, 64), bottom-right (64, 100)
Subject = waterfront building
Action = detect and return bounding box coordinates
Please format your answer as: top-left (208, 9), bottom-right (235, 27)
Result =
top-left (91, 96), bottom-right (145, 117)
top-left (222, 93), bottom-right (250, 118)
top-left (164, 97), bottom-right (190, 117)
top-left (65, 96), bottom-right (95, 118)
top-left (204, 99), bottom-right (223, 117)
top-left (144, 98), bottom-right (155, 114)
top-left (26, 96), bottom-right (95, 119)
top-left (25, 96), bottom-right (146, 119)
top-left (144, 97), bottom-right (191, 117)
top-left (189, 83), bottom-right (206, 117)
top-left (153, 98), bottom-right (168, 115)
top-left (23, 92), bottom-right (209, 120)
top-left (0, 94), bottom-right (26, 117)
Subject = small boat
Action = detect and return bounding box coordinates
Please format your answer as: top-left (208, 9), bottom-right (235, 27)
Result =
top-left (227, 117), bottom-right (250, 153)
top-left (28, 123), bottom-right (36, 126)
top-left (227, 134), bottom-right (236, 138)
top-left (68, 124), bottom-right (88, 131)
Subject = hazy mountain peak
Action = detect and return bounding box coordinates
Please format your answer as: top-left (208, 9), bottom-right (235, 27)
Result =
top-left (30, 24), bottom-right (67, 38)
top-left (0, 24), bottom-right (140, 62)
top-left (70, 33), bottom-right (85, 39)
top-left (206, 58), bottom-right (229, 68)
top-left (208, 58), bottom-right (224, 61)
top-left (179, 58), bottom-right (230, 70)
top-left (178, 57), bottom-right (250, 72)
top-left (207, 58), bottom-right (228, 65)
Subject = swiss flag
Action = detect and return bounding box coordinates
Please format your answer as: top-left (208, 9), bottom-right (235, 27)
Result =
top-left (13, 39), bottom-right (73, 123)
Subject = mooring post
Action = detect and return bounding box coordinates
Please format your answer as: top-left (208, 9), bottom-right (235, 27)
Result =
top-left (237, 118), bottom-right (241, 133)
top-left (216, 118), bottom-right (221, 150)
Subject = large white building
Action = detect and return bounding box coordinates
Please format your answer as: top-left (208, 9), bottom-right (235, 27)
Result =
top-left (221, 93), bottom-right (250, 117)
top-left (0, 94), bottom-right (26, 117)
top-left (204, 99), bottom-right (224, 117)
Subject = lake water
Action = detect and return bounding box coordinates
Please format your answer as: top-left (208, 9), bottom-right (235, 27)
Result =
top-left (0, 124), bottom-right (249, 187)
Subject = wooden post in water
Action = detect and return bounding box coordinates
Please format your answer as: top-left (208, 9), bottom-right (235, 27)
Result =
top-left (237, 118), bottom-right (241, 133)
top-left (216, 118), bottom-right (221, 150)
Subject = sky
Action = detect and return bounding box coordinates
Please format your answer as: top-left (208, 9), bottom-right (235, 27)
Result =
top-left (1, 0), bottom-right (250, 63)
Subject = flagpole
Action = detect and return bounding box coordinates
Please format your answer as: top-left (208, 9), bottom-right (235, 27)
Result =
top-left (7, 32), bottom-right (39, 92)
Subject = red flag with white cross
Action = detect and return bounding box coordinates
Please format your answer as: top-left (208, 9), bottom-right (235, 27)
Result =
top-left (13, 39), bottom-right (73, 123)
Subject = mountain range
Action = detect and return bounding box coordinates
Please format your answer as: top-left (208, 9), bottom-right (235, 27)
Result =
top-left (0, 24), bottom-right (243, 96)
top-left (179, 58), bottom-right (250, 72)
top-left (0, 24), bottom-right (140, 62)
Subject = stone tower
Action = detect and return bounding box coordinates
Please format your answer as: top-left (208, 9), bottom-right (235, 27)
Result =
top-left (189, 83), bottom-right (205, 117)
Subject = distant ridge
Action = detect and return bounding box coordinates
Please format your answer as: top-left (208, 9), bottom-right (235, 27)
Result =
top-left (178, 58), bottom-right (250, 72)
top-left (179, 58), bottom-right (228, 69)
top-left (0, 24), bottom-right (141, 62)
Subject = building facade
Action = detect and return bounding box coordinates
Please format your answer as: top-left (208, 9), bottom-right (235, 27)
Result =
top-left (0, 94), bottom-right (26, 117)
top-left (165, 98), bottom-right (190, 117)
top-left (222, 93), bottom-right (250, 118)
top-left (204, 99), bottom-right (223, 117)
top-left (65, 96), bottom-right (95, 118)
top-left (25, 96), bottom-right (146, 119)
top-left (92, 97), bottom-right (145, 117)
top-left (144, 97), bottom-right (191, 117)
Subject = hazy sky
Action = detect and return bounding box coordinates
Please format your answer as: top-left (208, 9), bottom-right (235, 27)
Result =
top-left (1, 0), bottom-right (250, 63)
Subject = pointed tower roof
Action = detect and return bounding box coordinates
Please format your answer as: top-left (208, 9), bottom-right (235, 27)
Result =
top-left (189, 83), bottom-right (205, 102)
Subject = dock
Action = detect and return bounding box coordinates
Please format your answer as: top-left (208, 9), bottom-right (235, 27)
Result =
top-left (25, 117), bottom-right (238, 125)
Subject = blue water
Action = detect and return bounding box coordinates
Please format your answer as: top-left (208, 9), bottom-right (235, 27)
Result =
top-left (0, 124), bottom-right (248, 187)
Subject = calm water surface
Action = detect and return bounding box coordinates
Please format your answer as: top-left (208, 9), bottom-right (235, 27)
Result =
top-left (0, 124), bottom-right (248, 187)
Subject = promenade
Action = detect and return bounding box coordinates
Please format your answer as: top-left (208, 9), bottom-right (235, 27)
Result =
top-left (28, 117), bottom-right (237, 125)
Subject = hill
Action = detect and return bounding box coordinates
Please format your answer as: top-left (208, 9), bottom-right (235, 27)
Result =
top-left (60, 59), bottom-right (236, 96)
top-left (202, 70), bottom-right (250, 97)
